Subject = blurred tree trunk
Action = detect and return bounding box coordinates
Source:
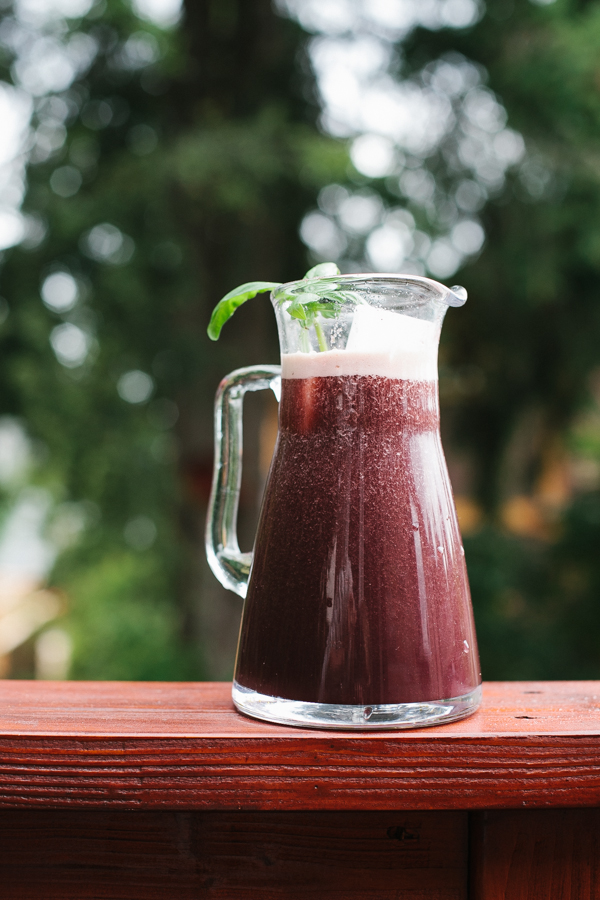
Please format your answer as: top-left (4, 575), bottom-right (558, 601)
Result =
top-left (168, 0), bottom-right (320, 675)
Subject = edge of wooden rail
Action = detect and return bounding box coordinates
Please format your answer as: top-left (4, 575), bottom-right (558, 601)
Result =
top-left (0, 680), bottom-right (599, 810)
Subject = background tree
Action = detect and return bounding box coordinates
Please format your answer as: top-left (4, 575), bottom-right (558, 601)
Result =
top-left (406, 0), bottom-right (600, 677)
top-left (247, 0), bottom-right (600, 679)
top-left (2, 0), bottom-right (600, 682)
top-left (0, 0), bottom-right (344, 678)
top-left (359, 0), bottom-right (600, 677)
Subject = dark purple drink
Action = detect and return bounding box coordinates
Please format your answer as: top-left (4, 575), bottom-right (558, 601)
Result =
top-left (235, 364), bottom-right (480, 706)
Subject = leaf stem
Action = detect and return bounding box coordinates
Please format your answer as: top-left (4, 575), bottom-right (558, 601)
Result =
top-left (299, 327), bottom-right (311, 353)
top-left (314, 322), bottom-right (328, 352)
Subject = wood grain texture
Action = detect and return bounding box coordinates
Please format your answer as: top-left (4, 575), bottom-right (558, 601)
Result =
top-left (0, 809), bottom-right (467, 899)
top-left (1, 681), bottom-right (600, 809)
top-left (470, 809), bottom-right (600, 900)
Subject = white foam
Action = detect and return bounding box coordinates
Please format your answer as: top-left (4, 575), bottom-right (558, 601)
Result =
top-left (282, 307), bottom-right (439, 380)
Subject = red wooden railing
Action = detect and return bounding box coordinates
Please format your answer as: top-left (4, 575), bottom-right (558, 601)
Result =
top-left (1, 680), bottom-right (599, 897)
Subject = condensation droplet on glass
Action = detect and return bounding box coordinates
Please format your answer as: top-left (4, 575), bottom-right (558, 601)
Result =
top-left (437, 546), bottom-right (444, 553)
top-left (463, 640), bottom-right (470, 653)
top-left (460, 545), bottom-right (465, 556)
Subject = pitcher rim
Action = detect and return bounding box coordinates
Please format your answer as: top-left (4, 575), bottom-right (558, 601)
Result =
top-left (272, 273), bottom-right (467, 307)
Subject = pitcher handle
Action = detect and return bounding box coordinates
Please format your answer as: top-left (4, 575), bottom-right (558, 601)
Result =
top-left (205, 365), bottom-right (281, 598)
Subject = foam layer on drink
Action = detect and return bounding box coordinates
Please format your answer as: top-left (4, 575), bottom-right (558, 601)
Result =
top-left (281, 306), bottom-right (439, 381)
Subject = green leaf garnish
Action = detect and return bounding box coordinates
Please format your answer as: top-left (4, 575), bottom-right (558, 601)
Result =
top-left (303, 262), bottom-right (341, 280)
top-left (207, 262), bottom-right (344, 349)
top-left (288, 301), bottom-right (308, 321)
top-left (207, 281), bottom-right (280, 340)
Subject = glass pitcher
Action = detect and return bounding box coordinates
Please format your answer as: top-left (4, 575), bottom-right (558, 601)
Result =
top-left (206, 274), bottom-right (481, 729)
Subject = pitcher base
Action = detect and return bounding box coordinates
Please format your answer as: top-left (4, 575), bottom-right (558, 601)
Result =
top-left (232, 681), bottom-right (482, 730)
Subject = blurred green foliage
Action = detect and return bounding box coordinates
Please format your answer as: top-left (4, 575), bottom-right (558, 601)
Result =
top-left (57, 549), bottom-right (198, 680)
top-left (406, 0), bottom-right (600, 678)
top-left (0, 0), bottom-right (346, 679)
top-left (2, 0), bottom-right (600, 682)
top-left (466, 491), bottom-right (600, 680)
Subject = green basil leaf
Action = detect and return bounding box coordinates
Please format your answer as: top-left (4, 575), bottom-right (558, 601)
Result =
top-left (309, 281), bottom-right (340, 295)
top-left (337, 290), bottom-right (362, 305)
top-left (288, 303), bottom-right (307, 320)
top-left (207, 281), bottom-right (280, 340)
top-left (303, 262), bottom-right (341, 280)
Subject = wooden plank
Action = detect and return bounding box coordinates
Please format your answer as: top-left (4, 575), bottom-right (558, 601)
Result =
top-left (2, 680), bottom-right (599, 737)
top-left (0, 809), bottom-right (467, 899)
top-left (1, 681), bottom-right (600, 810)
top-left (470, 809), bottom-right (600, 900)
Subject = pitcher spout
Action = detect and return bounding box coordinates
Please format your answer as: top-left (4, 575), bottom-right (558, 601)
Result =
top-left (447, 284), bottom-right (468, 307)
